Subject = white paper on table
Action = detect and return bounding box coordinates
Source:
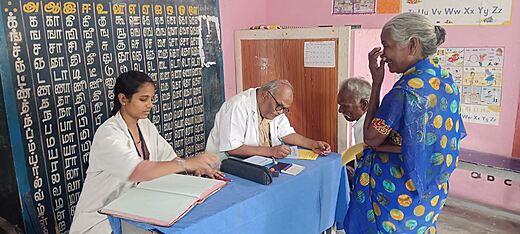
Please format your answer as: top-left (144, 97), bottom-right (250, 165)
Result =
top-left (286, 146), bottom-right (299, 159)
top-left (243, 155), bottom-right (274, 166)
top-left (281, 163), bottom-right (305, 176)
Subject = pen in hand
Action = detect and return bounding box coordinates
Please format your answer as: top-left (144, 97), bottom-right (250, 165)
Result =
top-left (213, 173), bottom-right (232, 182)
top-left (217, 177), bottom-right (232, 182)
top-left (271, 157), bottom-right (278, 165)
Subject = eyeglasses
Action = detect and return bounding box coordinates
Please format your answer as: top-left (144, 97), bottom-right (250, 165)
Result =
top-left (267, 91), bottom-right (290, 113)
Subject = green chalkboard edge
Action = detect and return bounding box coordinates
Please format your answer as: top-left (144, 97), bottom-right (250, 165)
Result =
top-left (0, 6), bottom-right (37, 234)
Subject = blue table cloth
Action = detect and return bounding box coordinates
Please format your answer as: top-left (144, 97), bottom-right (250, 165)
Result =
top-left (109, 152), bottom-right (350, 234)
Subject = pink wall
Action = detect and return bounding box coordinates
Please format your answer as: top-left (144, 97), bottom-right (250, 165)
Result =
top-left (450, 169), bottom-right (520, 213)
top-left (350, 29), bottom-right (397, 97)
top-left (265, 0), bottom-right (392, 28)
top-left (220, 0), bottom-right (520, 157)
top-left (219, 0), bottom-right (267, 98)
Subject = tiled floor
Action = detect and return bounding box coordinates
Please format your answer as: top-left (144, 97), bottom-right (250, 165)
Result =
top-left (438, 197), bottom-right (520, 234)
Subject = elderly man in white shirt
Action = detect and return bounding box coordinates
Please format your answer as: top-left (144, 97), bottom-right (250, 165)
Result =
top-left (337, 77), bottom-right (371, 145)
top-left (206, 80), bottom-right (331, 159)
top-left (336, 77), bottom-right (371, 234)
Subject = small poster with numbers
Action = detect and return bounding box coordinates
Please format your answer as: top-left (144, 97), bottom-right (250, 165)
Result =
top-left (432, 47), bottom-right (504, 125)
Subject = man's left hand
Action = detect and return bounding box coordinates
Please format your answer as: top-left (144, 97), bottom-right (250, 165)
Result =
top-left (312, 141), bottom-right (331, 155)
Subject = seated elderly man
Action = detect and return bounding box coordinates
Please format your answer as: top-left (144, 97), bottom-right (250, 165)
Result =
top-left (337, 77), bottom-right (371, 144)
top-left (206, 80), bottom-right (331, 159)
top-left (337, 77), bottom-right (371, 190)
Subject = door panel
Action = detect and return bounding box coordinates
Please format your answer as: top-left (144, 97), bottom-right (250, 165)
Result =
top-left (240, 38), bottom-right (339, 151)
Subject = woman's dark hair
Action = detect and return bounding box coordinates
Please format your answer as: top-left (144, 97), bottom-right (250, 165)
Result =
top-left (111, 71), bottom-right (155, 116)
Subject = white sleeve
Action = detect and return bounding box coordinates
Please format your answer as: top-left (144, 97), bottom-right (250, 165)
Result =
top-left (157, 135), bottom-right (177, 161)
top-left (143, 119), bottom-right (176, 161)
top-left (276, 114), bottom-right (296, 138)
top-left (89, 126), bottom-right (143, 181)
top-left (217, 103), bottom-right (249, 151)
top-left (144, 120), bottom-right (177, 161)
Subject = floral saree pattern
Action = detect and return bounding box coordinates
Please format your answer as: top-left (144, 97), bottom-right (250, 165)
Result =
top-left (346, 58), bottom-right (467, 234)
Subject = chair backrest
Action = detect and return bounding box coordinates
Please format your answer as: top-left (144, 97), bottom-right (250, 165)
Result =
top-left (341, 143), bottom-right (366, 166)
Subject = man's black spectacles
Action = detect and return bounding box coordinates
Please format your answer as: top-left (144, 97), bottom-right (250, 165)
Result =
top-left (267, 91), bottom-right (290, 113)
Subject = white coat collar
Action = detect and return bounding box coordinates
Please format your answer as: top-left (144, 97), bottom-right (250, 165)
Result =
top-left (114, 111), bottom-right (147, 131)
top-left (113, 111), bottom-right (151, 159)
top-left (248, 87), bottom-right (287, 123)
top-left (248, 88), bottom-right (259, 115)
top-left (245, 88), bottom-right (260, 141)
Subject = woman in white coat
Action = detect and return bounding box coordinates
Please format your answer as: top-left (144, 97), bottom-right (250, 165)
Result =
top-left (70, 71), bottom-right (223, 233)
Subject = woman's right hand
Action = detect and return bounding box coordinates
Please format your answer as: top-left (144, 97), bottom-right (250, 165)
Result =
top-left (185, 152), bottom-right (221, 175)
top-left (368, 47), bottom-right (385, 85)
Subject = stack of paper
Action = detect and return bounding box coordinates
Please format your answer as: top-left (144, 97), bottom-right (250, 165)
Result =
top-left (281, 163), bottom-right (305, 176)
top-left (286, 146), bottom-right (318, 160)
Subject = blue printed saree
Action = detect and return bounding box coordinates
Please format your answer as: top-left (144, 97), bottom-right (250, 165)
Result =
top-left (345, 58), bottom-right (467, 234)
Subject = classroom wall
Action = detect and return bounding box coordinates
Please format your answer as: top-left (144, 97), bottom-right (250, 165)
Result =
top-left (220, 0), bottom-right (520, 157)
top-left (450, 167), bottom-right (520, 213)
top-left (219, 0), bottom-right (267, 99)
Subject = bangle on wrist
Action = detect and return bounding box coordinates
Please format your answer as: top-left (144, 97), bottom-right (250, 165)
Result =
top-left (175, 158), bottom-right (188, 174)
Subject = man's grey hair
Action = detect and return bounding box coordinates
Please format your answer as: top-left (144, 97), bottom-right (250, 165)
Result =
top-left (383, 12), bottom-right (446, 57)
top-left (258, 79), bottom-right (293, 93)
top-left (339, 77), bottom-right (371, 103)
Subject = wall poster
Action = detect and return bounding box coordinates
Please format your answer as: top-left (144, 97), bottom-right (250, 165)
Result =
top-left (433, 47), bottom-right (504, 125)
top-left (402, 0), bottom-right (513, 26)
top-left (333, 0), bottom-right (376, 14)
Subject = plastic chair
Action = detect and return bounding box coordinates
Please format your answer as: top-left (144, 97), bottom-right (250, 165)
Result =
top-left (341, 143), bottom-right (366, 166)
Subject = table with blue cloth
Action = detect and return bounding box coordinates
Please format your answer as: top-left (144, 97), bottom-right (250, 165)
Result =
top-left (108, 152), bottom-right (350, 234)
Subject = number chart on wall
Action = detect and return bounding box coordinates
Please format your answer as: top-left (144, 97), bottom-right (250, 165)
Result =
top-left (0, 0), bottom-right (224, 233)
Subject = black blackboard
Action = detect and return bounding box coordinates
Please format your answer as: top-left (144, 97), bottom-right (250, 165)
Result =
top-left (0, 0), bottom-right (224, 233)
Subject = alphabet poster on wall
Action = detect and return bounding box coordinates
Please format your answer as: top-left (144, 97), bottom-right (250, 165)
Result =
top-left (402, 0), bottom-right (513, 26)
top-left (433, 47), bottom-right (504, 125)
top-left (0, 0), bottom-right (224, 233)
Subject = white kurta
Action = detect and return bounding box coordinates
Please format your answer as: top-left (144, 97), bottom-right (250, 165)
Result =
top-left (205, 88), bottom-right (296, 157)
top-left (69, 112), bottom-right (176, 233)
top-left (352, 113), bottom-right (366, 145)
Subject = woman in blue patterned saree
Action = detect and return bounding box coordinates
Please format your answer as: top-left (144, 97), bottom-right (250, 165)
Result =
top-left (345, 13), bottom-right (466, 234)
